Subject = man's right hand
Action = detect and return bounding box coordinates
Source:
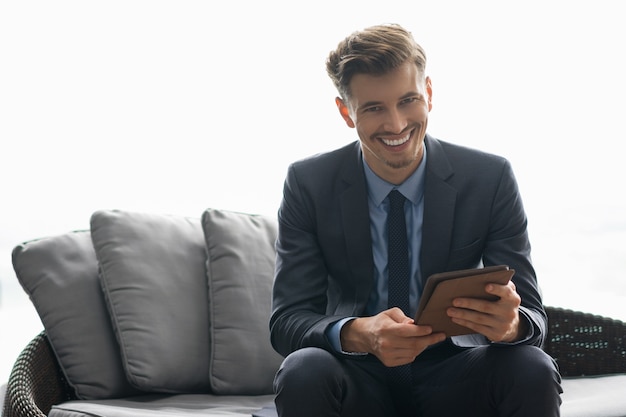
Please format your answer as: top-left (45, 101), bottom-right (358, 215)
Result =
top-left (339, 307), bottom-right (447, 367)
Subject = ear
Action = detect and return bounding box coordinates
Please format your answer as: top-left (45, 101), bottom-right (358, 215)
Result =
top-left (425, 76), bottom-right (433, 112)
top-left (335, 97), bottom-right (355, 128)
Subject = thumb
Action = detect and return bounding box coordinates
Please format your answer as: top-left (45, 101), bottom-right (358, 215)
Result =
top-left (386, 307), bottom-right (414, 324)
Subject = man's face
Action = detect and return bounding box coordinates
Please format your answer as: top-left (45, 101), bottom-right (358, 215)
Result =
top-left (336, 62), bottom-right (432, 185)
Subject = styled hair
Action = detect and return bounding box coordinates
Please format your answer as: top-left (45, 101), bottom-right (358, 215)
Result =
top-left (326, 23), bottom-right (427, 100)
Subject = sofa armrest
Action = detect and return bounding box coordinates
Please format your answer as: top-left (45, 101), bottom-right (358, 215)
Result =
top-left (2, 332), bottom-right (75, 417)
top-left (544, 306), bottom-right (626, 377)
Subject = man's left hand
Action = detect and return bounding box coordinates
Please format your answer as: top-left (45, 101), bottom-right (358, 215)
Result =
top-left (446, 281), bottom-right (527, 342)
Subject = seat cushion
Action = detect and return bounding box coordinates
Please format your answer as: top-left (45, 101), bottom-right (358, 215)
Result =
top-left (48, 394), bottom-right (276, 417)
top-left (90, 210), bottom-right (210, 393)
top-left (201, 208), bottom-right (283, 395)
top-left (11, 231), bottom-right (141, 399)
top-left (46, 375), bottom-right (626, 417)
top-left (560, 374), bottom-right (626, 417)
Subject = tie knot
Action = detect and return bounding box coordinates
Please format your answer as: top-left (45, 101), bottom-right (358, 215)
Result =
top-left (388, 189), bottom-right (406, 210)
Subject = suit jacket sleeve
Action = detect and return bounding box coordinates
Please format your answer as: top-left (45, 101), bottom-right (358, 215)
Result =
top-left (270, 160), bottom-right (348, 357)
top-left (476, 158), bottom-right (546, 347)
top-left (443, 151), bottom-right (545, 348)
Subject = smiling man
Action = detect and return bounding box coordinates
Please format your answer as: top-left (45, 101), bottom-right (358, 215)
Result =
top-left (337, 61), bottom-right (430, 185)
top-left (269, 23), bottom-right (562, 417)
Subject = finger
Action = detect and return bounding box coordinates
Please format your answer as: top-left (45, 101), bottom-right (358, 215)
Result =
top-left (411, 324), bottom-right (436, 336)
top-left (385, 307), bottom-right (414, 323)
top-left (451, 297), bottom-right (497, 314)
top-left (394, 332), bottom-right (447, 364)
top-left (388, 322), bottom-right (434, 338)
top-left (486, 281), bottom-right (517, 298)
top-left (379, 332), bottom-right (445, 367)
top-left (449, 317), bottom-right (500, 340)
top-left (447, 306), bottom-right (492, 326)
top-left (449, 305), bottom-right (520, 342)
top-left (424, 331), bottom-right (447, 346)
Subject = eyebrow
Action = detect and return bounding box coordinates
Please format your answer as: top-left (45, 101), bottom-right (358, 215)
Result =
top-left (358, 91), bottom-right (422, 110)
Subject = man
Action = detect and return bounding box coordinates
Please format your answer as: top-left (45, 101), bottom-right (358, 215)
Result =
top-left (269, 23), bottom-right (562, 416)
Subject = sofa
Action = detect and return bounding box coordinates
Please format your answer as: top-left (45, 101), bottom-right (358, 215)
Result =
top-left (2, 208), bottom-right (626, 417)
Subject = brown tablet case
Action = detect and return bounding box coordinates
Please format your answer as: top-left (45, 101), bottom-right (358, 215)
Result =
top-left (414, 265), bottom-right (515, 336)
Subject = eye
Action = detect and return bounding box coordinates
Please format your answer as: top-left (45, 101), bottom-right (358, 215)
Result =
top-left (400, 97), bottom-right (420, 105)
top-left (363, 105), bottom-right (383, 113)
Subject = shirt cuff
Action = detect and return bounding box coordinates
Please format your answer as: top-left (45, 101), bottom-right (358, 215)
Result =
top-left (326, 317), bottom-right (368, 355)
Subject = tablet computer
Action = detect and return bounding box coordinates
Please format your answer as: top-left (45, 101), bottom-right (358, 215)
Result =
top-left (414, 265), bottom-right (515, 336)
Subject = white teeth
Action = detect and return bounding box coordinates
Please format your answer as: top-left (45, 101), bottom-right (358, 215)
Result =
top-left (381, 133), bottom-right (410, 146)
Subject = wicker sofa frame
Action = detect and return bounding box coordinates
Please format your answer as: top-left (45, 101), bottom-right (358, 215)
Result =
top-left (3, 306), bottom-right (626, 417)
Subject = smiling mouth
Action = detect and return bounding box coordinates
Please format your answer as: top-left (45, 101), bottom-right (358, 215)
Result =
top-left (380, 130), bottom-right (413, 147)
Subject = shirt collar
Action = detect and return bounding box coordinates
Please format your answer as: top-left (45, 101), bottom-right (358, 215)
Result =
top-left (363, 145), bottom-right (428, 207)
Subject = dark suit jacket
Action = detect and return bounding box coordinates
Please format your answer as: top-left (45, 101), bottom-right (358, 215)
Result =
top-left (270, 134), bottom-right (546, 358)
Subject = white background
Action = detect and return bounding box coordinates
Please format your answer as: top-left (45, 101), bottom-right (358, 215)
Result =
top-left (1, 0), bottom-right (625, 380)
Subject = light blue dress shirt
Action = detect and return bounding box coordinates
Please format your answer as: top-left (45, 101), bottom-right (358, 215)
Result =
top-left (327, 146), bottom-right (428, 353)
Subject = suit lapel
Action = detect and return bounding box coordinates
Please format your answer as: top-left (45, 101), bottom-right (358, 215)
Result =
top-left (339, 143), bottom-right (375, 312)
top-left (421, 136), bottom-right (457, 281)
top-left (335, 138), bottom-right (458, 309)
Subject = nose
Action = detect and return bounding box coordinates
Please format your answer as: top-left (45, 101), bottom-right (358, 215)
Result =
top-left (383, 108), bottom-right (408, 134)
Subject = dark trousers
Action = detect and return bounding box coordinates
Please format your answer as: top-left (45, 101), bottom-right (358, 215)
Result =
top-left (273, 340), bottom-right (562, 417)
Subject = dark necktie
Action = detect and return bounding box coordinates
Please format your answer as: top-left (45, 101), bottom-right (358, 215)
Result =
top-left (387, 189), bottom-right (410, 316)
top-left (386, 190), bottom-right (414, 414)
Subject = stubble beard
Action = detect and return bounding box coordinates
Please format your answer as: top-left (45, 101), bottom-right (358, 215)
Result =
top-left (383, 141), bottom-right (423, 172)
top-left (360, 127), bottom-right (425, 179)
top-left (385, 156), bottom-right (416, 170)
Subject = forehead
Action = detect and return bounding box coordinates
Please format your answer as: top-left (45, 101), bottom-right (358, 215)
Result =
top-left (348, 62), bottom-right (424, 107)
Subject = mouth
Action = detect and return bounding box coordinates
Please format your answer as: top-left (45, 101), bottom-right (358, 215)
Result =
top-left (379, 129), bottom-right (413, 147)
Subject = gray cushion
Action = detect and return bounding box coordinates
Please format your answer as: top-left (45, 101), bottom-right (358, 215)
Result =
top-left (560, 374), bottom-right (626, 417)
top-left (0, 383), bottom-right (6, 410)
top-left (11, 231), bottom-right (141, 399)
top-left (90, 210), bottom-right (210, 393)
top-left (48, 394), bottom-right (276, 417)
top-left (201, 208), bottom-right (283, 395)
